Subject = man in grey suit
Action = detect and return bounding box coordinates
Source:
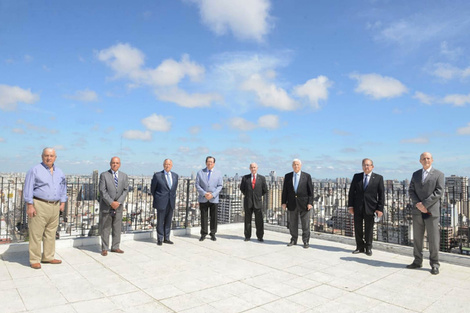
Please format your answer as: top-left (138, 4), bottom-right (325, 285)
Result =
top-left (240, 163), bottom-right (268, 242)
top-left (151, 159), bottom-right (179, 246)
top-left (407, 152), bottom-right (444, 275)
top-left (99, 156), bottom-right (129, 256)
top-left (196, 156), bottom-right (223, 241)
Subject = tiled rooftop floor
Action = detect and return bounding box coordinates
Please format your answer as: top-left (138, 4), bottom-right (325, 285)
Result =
top-left (1, 225), bottom-right (469, 313)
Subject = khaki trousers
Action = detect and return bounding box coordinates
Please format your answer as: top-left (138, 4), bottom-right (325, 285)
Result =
top-left (28, 199), bottom-right (60, 264)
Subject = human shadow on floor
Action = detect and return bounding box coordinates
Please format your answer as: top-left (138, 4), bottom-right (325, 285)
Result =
top-left (341, 256), bottom-right (409, 269)
top-left (0, 246), bottom-right (30, 267)
top-left (197, 234), bottom-right (289, 246)
top-left (310, 243), bottom-right (352, 253)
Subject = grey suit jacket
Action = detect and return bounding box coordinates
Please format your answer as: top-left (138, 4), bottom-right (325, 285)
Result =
top-left (195, 168), bottom-right (223, 203)
top-left (409, 167), bottom-right (444, 216)
top-left (99, 170), bottom-right (129, 213)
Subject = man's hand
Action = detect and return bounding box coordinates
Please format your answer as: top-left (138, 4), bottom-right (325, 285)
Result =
top-left (375, 210), bottom-right (383, 217)
top-left (111, 201), bottom-right (120, 210)
top-left (416, 202), bottom-right (428, 213)
top-left (348, 207), bottom-right (354, 215)
top-left (282, 204), bottom-right (287, 210)
top-left (60, 202), bottom-right (65, 212)
top-left (27, 204), bottom-right (36, 218)
top-left (204, 193), bottom-right (213, 200)
top-left (307, 204), bottom-right (313, 211)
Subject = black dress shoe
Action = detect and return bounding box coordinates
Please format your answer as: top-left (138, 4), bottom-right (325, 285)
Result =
top-left (199, 236), bottom-right (206, 241)
top-left (258, 238), bottom-right (264, 242)
top-left (157, 241), bottom-right (162, 246)
top-left (244, 238), bottom-right (250, 242)
top-left (406, 263), bottom-right (422, 269)
top-left (210, 235), bottom-right (217, 241)
top-left (365, 248), bottom-right (372, 256)
top-left (352, 249), bottom-right (364, 254)
top-left (303, 243), bottom-right (309, 249)
top-left (287, 240), bottom-right (296, 247)
top-left (163, 240), bottom-right (174, 244)
top-left (431, 267), bottom-right (439, 275)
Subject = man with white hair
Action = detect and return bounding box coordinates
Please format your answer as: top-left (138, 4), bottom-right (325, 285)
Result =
top-left (281, 159), bottom-right (314, 248)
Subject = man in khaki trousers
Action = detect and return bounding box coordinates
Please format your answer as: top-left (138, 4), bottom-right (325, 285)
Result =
top-left (24, 148), bottom-right (67, 269)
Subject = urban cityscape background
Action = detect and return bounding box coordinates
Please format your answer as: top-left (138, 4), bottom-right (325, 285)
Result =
top-left (1, 170), bottom-right (469, 256)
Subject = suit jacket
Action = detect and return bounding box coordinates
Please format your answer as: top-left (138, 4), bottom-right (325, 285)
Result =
top-left (281, 171), bottom-right (313, 211)
top-left (151, 170), bottom-right (179, 210)
top-left (409, 167), bottom-right (444, 216)
top-left (196, 168), bottom-right (223, 203)
top-left (240, 174), bottom-right (268, 210)
top-left (99, 170), bottom-right (129, 213)
top-left (348, 172), bottom-right (385, 216)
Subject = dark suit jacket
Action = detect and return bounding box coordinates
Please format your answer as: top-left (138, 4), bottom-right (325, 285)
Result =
top-left (151, 170), bottom-right (179, 210)
top-left (348, 172), bottom-right (385, 216)
top-left (281, 171), bottom-right (313, 211)
top-left (240, 174), bottom-right (268, 210)
top-left (409, 167), bottom-right (444, 216)
top-left (99, 170), bottom-right (129, 213)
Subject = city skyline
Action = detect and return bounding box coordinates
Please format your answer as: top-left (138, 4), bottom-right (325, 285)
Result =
top-left (1, 1), bottom-right (470, 180)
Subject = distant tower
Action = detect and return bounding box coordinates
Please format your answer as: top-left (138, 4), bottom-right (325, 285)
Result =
top-left (92, 170), bottom-right (99, 200)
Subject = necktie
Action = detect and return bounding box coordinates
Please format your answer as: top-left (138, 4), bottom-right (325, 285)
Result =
top-left (422, 170), bottom-right (428, 183)
top-left (364, 174), bottom-right (369, 189)
top-left (166, 172), bottom-right (172, 188)
top-left (114, 172), bottom-right (118, 188)
top-left (252, 175), bottom-right (256, 189)
top-left (294, 173), bottom-right (299, 192)
top-left (208, 170), bottom-right (211, 181)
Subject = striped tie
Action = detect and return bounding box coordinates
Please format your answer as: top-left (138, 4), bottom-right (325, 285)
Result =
top-left (114, 173), bottom-right (118, 188)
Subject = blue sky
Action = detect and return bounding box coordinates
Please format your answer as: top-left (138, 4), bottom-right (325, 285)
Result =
top-left (1, 0), bottom-right (470, 180)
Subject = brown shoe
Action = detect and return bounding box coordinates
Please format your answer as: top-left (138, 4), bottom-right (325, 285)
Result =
top-left (111, 248), bottom-right (124, 254)
top-left (41, 259), bottom-right (62, 264)
top-left (31, 263), bottom-right (41, 269)
top-left (101, 250), bottom-right (108, 256)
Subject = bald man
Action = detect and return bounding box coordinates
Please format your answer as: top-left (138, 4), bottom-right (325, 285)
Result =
top-left (240, 163), bottom-right (268, 242)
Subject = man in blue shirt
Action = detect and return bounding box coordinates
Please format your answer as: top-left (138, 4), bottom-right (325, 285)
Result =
top-left (24, 147), bottom-right (67, 269)
top-left (196, 156), bottom-right (223, 241)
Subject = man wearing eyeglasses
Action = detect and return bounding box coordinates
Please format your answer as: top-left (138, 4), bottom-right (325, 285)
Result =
top-left (407, 152), bottom-right (444, 275)
top-left (348, 158), bottom-right (384, 256)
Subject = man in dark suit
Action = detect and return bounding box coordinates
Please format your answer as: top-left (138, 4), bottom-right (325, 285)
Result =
top-left (282, 159), bottom-right (314, 248)
top-left (99, 157), bottom-right (129, 256)
top-left (151, 159), bottom-right (179, 246)
top-left (240, 163), bottom-right (268, 242)
top-left (348, 158), bottom-right (384, 256)
top-left (407, 152), bottom-right (444, 275)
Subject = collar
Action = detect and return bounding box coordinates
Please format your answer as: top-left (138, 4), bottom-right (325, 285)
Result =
top-left (41, 162), bottom-right (54, 170)
top-left (423, 166), bottom-right (432, 173)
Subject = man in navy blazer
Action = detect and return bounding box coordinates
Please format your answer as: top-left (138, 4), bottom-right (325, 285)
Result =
top-left (196, 156), bottom-right (223, 241)
top-left (99, 157), bottom-right (129, 256)
top-left (151, 159), bottom-right (179, 245)
top-left (407, 152), bottom-right (444, 275)
top-left (282, 159), bottom-right (314, 248)
top-left (348, 158), bottom-right (384, 256)
top-left (240, 163), bottom-right (268, 242)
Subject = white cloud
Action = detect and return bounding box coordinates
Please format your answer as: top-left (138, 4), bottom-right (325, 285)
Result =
top-left (413, 91), bottom-right (435, 105)
top-left (350, 73), bottom-right (408, 99)
top-left (241, 74), bottom-right (298, 110)
top-left (65, 89), bottom-right (98, 102)
top-left (401, 137), bottom-right (429, 144)
top-left (194, 0), bottom-right (272, 42)
top-left (98, 43), bottom-right (221, 108)
top-left (229, 117), bottom-right (256, 131)
top-left (122, 130), bottom-right (152, 141)
top-left (142, 114), bottom-right (171, 132)
top-left (293, 76), bottom-right (332, 109)
top-left (378, 20), bottom-right (442, 46)
top-left (442, 93), bottom-right (470, 107)
top-left (257, 114), bottom-right (279, 129)
top-left (0, 84), bottom-right (40, 111)
top-left (157, 87), bottom-right (221, 108)
top-left (189, 126), bottom-right (201, 135)
top-left (440, 41), bottom-right (463, 60)
top-left (457, 123), bottom-right (470, 135)
top-left (429, 63), bottom-right (470, 81)
top-left (0, 137), bottom-right (4, 142)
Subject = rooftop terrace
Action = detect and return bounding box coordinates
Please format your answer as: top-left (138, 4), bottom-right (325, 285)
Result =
top-left (1, 224), bottom-right (469, 313)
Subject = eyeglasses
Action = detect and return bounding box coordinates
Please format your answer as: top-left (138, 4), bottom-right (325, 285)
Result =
top-left (363, 164), bottom-right (373, 167)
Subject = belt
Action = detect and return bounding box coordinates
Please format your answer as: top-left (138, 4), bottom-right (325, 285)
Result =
top-left (33, 197), bottom-right (59, 204)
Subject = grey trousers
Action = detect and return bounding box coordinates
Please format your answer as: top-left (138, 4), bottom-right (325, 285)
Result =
top-left (412, 214), bottom-right (440, 268)
top-left (288, 208), bottom-right (311, 244)
top-left (100, 209), bottom-right (123, 251)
